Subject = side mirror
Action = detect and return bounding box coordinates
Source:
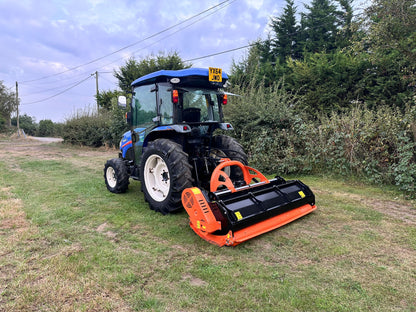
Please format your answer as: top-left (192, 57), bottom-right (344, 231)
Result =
top-left (118, 95), bottom-right (127, 108)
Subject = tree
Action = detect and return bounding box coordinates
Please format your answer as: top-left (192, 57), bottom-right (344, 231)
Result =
top-left (11, 114), bottom-right (37, 136)
top-left (301, 0), bottom-right (339, 53)
top-left (0, 115), bottom-right (6, 132)
top-left (96, 89), bottom-right (124, 110)
top-left (358, 0), bottom-right (416, 108)
top-left (38, 119), bottom-right (55, 137)
top-left (114, 52), bottom-right (191, 93)
top-left (229, 39), bottom-right (287, 88)
top-left (336, 0), bottom-right (354, 48)
top-left (285, 50), bottom-right (370, 115)
top-left (0, 81), bottom-right (17, 127)
top-left (364, 0), bottom-right (416, 54)
top-left (270, 0), bottom-right (301, 63)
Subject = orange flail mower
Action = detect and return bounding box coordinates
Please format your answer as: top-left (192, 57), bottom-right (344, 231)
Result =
top-left (182, 159), bottom-right (316, 246)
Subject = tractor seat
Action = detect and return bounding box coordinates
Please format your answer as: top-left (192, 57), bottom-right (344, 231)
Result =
top-left (182, 108), bottom-right (201, 123)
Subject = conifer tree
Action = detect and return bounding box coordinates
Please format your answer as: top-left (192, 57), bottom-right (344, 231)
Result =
top-left (301, 0), bottom-right (339, 53)
top-left (361, 0), bottom-right (416, 107)
top-left (270, 0), bottom-right (301, 63)
top-left (336, 0), bottom-right (354, 48)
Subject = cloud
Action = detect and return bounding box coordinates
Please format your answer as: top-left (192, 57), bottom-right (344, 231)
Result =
top-left (0, 0), bottom-right (289, 122)
top-left (245, 0), bottom-right (264, 10)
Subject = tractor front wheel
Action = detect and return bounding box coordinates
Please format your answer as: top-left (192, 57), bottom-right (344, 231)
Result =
top-left (140, 139), bottom-right (193, 214)
top-left (104, 158), bottom-right (129, 193)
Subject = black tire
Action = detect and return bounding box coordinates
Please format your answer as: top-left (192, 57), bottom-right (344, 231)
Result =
top-left (104, 158), bottom-right (129, 193)
top-left (213, 135), bottom-right (248, 180)
top-left (140, 139), bottom-right (193, 214)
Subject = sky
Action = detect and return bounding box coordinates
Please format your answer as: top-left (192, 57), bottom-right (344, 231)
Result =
top-left (0, 0), bottom-right (308, 123)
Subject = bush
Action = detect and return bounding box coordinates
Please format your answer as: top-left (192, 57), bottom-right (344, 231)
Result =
top-left (37, 119), bottom-right (55, 137)
top-left (225, 78), bottom-right (306, 174)
top-left (103, 105), bottom-right (130, 147)
top-left (63, 106), bottom-right (129, 148)
top-left (225, 76), bottom-right (416, 196)
top-left (63, 111), bottom-right (110, 147)
top-left (0, 115), bottom-right (6, 132)
top-left (11, 114), bottom-right (37, 136)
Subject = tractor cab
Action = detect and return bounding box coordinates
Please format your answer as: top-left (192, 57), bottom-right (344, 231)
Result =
top-left (130, 82), bottom-right (227, 126)
top-left (129, 68), bottom-right (228, 127)
top-left (120, 68), bottom-right (234, 174)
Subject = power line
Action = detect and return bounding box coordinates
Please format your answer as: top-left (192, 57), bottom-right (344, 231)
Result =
top-left (184, 11), bottom-right (366, 63)
top-left (21, 78), bottom-right (93, 96)
top-left (19, 0), bottom-right (233, 85)
top-left (21, 75), bottom-right (93, 105)
top-left (18, 1), bottom-right (361, 105)
top-left (99, 74), bottom-right (117, 86)
top-left (93, 0), bottom-right (236, 73)
top-left (18, 1), bottom-right (235, 104)
top-left (184, 44), bottom-right (254, 62)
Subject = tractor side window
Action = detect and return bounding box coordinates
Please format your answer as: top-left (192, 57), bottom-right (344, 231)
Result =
top-left (132, 84), bottom-right (157, 127)
top-left (158, 84), bottom-right (173, 125)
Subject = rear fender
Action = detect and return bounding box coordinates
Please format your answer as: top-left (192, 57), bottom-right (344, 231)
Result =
top-left (143, 125), bottom-right (191, 147)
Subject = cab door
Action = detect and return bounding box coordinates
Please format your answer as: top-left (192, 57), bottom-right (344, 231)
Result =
top-left (131, 84), bottom-right (157, 164)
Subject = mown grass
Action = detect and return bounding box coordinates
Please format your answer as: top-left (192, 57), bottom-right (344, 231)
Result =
top-left (0, 140), bottom-right (415, 311)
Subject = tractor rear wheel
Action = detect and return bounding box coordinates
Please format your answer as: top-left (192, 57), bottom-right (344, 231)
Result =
top-left (140, 139), bottom-right (193, 214)
top-left (213, 135), bottom-right (248, 181)
top-left (104, 158), bottom-right (129, 193)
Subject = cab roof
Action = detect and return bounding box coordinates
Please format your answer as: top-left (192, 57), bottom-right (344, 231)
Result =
top-left (131, 68), bottom-right (228, 88)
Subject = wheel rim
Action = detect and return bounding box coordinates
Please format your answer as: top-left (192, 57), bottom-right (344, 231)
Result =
top-left (106, 166), bottom-right (117, 188)
top-left (144, 154), bottom-right (170, 202)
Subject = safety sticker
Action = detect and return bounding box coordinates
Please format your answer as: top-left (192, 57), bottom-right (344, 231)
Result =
top-left (192, 188), bottom-right (202, 195)
top-left (298, 191), bottom-right (306, 198)
top-left (235, 211), bottom-right (243, 220)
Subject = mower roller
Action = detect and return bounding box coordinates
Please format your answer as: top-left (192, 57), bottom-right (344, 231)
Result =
top-left (182, 159), bottom-right (316, 246)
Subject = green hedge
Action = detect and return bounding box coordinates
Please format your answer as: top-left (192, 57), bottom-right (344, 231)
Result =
top-left (226, 80), bottom-right (416, 195)
top-left (63, 84), bottom-right (416, 196)
top-left (62, 108), bottom-right (128, 148)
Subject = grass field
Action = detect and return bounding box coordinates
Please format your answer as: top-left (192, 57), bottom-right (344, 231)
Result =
top-left (0, 138), bottom-right (415, 311)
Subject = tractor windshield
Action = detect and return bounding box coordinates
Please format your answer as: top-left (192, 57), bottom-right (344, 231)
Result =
top-left (179, 88), bottom-right (223, 123)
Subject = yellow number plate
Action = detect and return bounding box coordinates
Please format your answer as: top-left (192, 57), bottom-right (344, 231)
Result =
top-left (209, 67), bottom-right (222, 82)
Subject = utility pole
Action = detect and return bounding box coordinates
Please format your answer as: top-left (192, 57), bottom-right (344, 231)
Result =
top-left (92, 71), bottom-right (112, 112)
top-left (16, 81), bottom-right (20, 136)
top-left (95, 71), bottom-right (99, 112)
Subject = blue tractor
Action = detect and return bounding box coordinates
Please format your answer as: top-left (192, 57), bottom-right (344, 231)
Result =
top-left (104, 68), bottom-right (316, 246)
top-left (104, 68), bottom-right (247, 213)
